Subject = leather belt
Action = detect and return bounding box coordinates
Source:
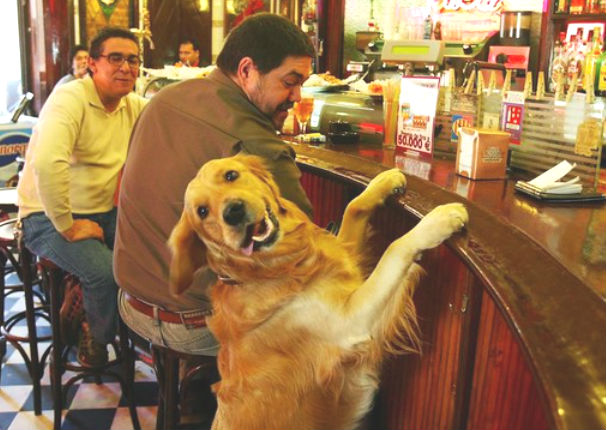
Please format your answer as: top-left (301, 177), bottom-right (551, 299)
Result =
top-left (124, 292), bottom-right (209, 327)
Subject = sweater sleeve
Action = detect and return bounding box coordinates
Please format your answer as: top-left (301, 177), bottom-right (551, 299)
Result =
top-left (31, 87), bottom-right (83, 232)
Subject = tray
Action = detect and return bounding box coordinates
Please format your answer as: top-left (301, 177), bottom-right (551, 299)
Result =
top-left (514, 183), bottom-right (605, 203)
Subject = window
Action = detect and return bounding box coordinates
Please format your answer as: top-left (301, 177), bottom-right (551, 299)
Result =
top-left (0, 1), bottom-right (23, 115)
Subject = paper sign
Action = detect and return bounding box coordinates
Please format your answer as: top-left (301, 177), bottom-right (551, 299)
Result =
top-left (451, 113), bottom-right (474, 142)
top-left (501, 102), bottom-right (524, 144)
top-left (396, 76), bottom-right (440, 157)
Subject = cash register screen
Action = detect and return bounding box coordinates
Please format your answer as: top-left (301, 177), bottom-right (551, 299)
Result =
top-left (391, 45), bottom-right (430, 55)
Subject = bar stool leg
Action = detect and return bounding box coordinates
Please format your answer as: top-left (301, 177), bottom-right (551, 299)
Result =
top-left (152, 345), bottom-right (180, 430)
top-left (0, 252), bottom-right (7, 381)
top-left (20, 246), bottom-right (43, 415)
top-left (119, 321), bottom-right (141, 430)
top-left (45, 267), bottom-right (64, 430)
top-left (164, 352), bottom-right (180, 430)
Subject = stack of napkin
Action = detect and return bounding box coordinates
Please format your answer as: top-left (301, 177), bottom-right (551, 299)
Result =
top-left (515, 160), bottom-right (582, 195)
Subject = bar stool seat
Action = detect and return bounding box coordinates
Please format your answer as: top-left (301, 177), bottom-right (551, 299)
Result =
top-left (0, 218), bottom-right (51, 416)
top-left (37, 258), bottom-right (141, 430)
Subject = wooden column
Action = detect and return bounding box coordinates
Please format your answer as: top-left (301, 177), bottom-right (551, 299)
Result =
top-left (26, 0), bottom-right (72, 114)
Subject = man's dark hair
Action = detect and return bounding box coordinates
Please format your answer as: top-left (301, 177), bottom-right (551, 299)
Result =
top-left (89, 27), bottom-right (138, 59)
top-left (180, 38), bottom-right (200, 51)
top-left (216, 13), bottom-right (315, 75)
top-left (68, 44), bottom-right (88, 74)
top-left (70, 44), bottom-right (88, 61)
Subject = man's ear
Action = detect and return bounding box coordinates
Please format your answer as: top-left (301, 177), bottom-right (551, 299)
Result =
top-left (236, 56), bottom-right (257, 84)
top-left (168, 210), bottom-right (207, 296)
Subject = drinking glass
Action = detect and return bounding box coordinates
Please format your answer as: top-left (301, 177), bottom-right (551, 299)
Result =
top-left (293, 97), bottom-right (314, 134)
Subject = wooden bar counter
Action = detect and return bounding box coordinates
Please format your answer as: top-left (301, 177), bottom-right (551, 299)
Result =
top-left (289, 141), bottom-right (605, 430)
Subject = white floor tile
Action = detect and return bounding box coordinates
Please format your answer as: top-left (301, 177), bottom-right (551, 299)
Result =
top-left (0, 386), bottom-right (30, 412)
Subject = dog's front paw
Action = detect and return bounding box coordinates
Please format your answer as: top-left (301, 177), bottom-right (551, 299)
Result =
top-left (364, 169), bottom-right (407, 205)
top-left (411, 203), bottom-right (468, 250)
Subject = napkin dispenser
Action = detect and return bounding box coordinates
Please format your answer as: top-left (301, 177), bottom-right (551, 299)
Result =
top-left (456, 127), bottom-right (510, 180)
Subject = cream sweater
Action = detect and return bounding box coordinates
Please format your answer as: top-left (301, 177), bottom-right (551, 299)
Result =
top-left (17, 76), bottom-right (147, 231)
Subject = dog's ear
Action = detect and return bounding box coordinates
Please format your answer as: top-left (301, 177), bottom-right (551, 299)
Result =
top-left (242, 154), bottom-right (287, 212)
top-left (168, 210), bottom-right (207, 296)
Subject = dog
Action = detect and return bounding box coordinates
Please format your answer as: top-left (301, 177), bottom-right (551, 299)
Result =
top-left (168, 153), bottom-right (468, 430)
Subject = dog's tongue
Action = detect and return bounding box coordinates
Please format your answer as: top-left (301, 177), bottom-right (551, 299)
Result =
top-left (241, 240), bottom-right (254, 256)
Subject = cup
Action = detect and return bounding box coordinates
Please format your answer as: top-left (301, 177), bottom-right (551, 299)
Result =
top-left (382, 98), bottom-right (398, 149)
top-left (293, 97), bottom-right (314, 135)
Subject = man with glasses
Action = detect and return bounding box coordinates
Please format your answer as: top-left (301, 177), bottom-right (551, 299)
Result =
top-left (17, 27), bottom-right (147, 367)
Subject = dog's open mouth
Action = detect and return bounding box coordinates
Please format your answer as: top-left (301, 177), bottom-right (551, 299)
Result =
top-left (240, 208), bottom-right (279, 256)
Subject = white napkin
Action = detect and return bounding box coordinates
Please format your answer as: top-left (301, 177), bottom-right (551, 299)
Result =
top-left (518, 160), bottom-right (583, 194)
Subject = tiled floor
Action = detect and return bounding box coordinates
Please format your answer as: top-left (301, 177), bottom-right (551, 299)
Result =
top-left (0, 281), bottom-right (159, 430)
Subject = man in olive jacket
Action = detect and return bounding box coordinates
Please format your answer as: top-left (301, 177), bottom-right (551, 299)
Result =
top-left (114, 13), bottom-right (314, 357)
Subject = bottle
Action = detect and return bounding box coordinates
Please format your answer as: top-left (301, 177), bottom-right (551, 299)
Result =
top-left (550, 33), bottom-right (567, 91)
top-left (555, 0), bottom-right (568, 13)
top-left (596, 49), bottom-right (606, 96)
top-left (584, 27), bottom-right (602, 90)
top-left (423, 15), bottom-right (433, 40)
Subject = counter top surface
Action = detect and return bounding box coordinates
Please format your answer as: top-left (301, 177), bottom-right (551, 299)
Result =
top-left (290, 141), bottom-right (606, 299)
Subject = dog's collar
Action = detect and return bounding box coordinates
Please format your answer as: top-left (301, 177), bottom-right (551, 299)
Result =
top-left (217, 273), bottom-right (241, 285)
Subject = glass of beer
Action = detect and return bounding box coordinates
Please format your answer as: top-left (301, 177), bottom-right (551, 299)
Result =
top-left (293, 97), bottom-right (314, 134)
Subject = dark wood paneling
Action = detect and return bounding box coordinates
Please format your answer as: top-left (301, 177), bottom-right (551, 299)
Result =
top-left (300, 170), bottom-right (348, 228)
top-left (318, 0), bottom-right (344, 76)
top-left (27, 0), bottom-right (72, 113)
top-left (466, 290), bottom-right (550, 430)
top-left (374, 209), bottom-right (475, 430)
top-left (146, 0), bottom-right (212, 68)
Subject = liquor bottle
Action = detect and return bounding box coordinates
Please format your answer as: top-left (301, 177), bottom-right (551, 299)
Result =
top-left (423, 15), bottom-right (433, 40)
top-left (550, 33), bottom-right (568, 91)
top-left (596, 50), bottom-right (606, 96)
top-left (584, 27), bottom-right (603, 90)
top-left (555, 0), bottom-right (568, 13)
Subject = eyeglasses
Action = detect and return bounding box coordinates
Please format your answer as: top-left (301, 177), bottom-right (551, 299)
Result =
top-left (98, 53), bottom-right (141, 68)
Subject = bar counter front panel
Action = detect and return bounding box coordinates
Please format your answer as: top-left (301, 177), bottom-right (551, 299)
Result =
top-left (291, 142), bottom-right (605, 430)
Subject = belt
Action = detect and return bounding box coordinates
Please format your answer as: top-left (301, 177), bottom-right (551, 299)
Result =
top-left (124, 292), bottom-right (209, 327)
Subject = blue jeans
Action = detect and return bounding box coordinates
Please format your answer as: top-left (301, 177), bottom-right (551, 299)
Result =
top-left (22, 210), bottom-right (119, 344)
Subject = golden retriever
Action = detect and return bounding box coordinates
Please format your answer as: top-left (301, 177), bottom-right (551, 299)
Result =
top-left (168, 153), bottom-right (468, 430)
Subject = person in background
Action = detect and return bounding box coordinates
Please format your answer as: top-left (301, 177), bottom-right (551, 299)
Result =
top-left (175, 38), bottom-right (201, 67)
top-left (115, 12), bottom-right (313, 360)
top-left (55, 44), bottom-right (89, 87)
top-left (17, 27), bottom-right (147, 367)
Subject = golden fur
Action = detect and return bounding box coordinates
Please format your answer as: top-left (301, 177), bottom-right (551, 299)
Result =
top-left (168, 153), bottom-right (468, 430)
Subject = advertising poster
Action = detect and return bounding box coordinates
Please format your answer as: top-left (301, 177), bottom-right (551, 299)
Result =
top-left (501, 91), bottom-right (525, 145)
top-left (396, 76), bottom-right (440, 157)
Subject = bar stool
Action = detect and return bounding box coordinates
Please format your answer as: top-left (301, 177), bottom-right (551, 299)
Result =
top-left (37, 258), bottom-right (141, 430)
top-left (150, 344), bottom-right (218, 430)
top-left (0, 218), bottom-right (51, 415)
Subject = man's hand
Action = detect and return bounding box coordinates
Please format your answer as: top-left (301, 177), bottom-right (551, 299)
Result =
top-left (61, 219), bottom-right (104, 242)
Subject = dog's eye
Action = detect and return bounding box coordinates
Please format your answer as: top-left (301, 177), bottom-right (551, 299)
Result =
top-left (225, 170), bottom-right (239, 182)
top-left (197, 206), bottom-right (209, 219)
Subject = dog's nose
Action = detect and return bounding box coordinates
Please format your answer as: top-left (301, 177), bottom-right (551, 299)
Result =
top-left (223, 200), bottom-right (247, 226)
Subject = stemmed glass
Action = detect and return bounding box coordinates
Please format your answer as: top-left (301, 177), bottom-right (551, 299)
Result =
top-left (293, 97), bottom-right (314, 135)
